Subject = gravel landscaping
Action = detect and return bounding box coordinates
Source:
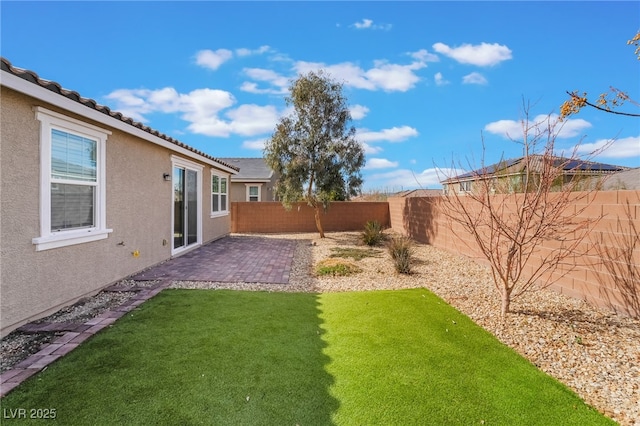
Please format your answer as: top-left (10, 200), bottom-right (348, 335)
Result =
top-left (0, 281), bottom-right (151, 374)
top-left (1, 231), bottom-right (638, 425)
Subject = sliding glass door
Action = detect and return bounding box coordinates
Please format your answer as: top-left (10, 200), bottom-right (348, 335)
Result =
top-left (173, 162), bottom-right (201, 253)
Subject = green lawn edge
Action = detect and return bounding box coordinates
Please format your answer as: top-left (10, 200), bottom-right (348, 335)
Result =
top-left (0, 289), bottom-right (613, 425)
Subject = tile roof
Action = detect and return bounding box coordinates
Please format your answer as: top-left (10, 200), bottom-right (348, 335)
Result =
top-left (1, 57), bottom-right (238, 172)
top-left (603, 167), bottom-right (640, 190)
top-left (218, 158), bottom-right (274, 180)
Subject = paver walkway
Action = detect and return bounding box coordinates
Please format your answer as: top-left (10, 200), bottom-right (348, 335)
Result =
top-left (0, 235), bottom-right (298, 397)
top-left (131, 235), bottom-right (297, 284)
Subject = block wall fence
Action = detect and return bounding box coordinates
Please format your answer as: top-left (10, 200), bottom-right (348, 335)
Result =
top-left (231, 192), bottom-right (639, 317)
top-left (231, 201), bottom-right (390, 234)
top-left (388, 191), bottom-right (640, 318)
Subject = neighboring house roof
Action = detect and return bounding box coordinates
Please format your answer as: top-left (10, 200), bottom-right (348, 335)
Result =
top-left (218, 158), bottom-right (274, 182)
top-left (392, 189), bottom-right (442, 197)
top-left (602, 167), bottom-right (640, 190)
top-left (1, 57), bottom-right (238, 174)
top-left (441, 155), bottom-right (628, 184)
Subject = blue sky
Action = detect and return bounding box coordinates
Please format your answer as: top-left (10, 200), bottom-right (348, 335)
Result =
top-left (2, 1), bottom-right (639, 190)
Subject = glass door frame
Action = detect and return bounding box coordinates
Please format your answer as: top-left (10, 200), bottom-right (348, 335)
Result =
top-left (171, 156), bottom-right (203, 256)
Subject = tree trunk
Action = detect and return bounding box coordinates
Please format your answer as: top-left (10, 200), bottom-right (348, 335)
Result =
top-left (501, 288), bottom-right (511, 318)
top-left (314, 205), bottom-right (325, 238)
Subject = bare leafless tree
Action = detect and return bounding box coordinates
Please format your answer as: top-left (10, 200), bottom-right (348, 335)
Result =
top-left (439, 106), bottom-right (610, 318)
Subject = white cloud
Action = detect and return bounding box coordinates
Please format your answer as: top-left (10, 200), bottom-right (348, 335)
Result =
top-left (244, 68), bottom-right (289, 85)
top-left (484, 114), bottom-right (592, 140)
top-left (239, 82), bottom-right (274, 95)
top-left (361, 142), bottom-right (383, 155)
top-left (484, 119), bottom-right (521, 138)
top-left (196, 49), bottom-right (233, 70)
top-left (187, 117), bottom-right (233, 137)
top-left (462, 72), bottom-right (488, 85)
top-left (294, 60), bottom-right (425, 92)
top-left (575, 135), bottom-right (640, 159)
top-left (197, 47), bottom-right (271, 71)
top-left (104, 89), bottom-right (153, 121)
top-left (434, 72), bottom-right (449, 86)
top-left (368, 167), bottom-right (461, 189)
top-left (240, 68), bottom-right (290, 94)
top-left (179, 88), bottom-right (237, 126)
top-left (146, 87), bottom-right (183, 111)
top-left (365, 60), bottom-right (425, 92)
top-left (432, 42), bottom-right (512, 66)
top-left (354, 18), bottom-right (373, 29)
top-left (242, 138), bottom-right (268, 150)
top-left (365, 158), bottom-right (399, 170)
top-left (105, 86), bottom-right (280, 138)
top-left (352, 18), bottom-right (392, 31)
top-left (409, 49), bottom-right (439, 63)
top-left (106, 87), bottom-right (236, 122)
top-left (224, 104), bottom-right (279, 136)
top-left (295, 61), bottom-right (374, 90)
top-left (555, 116), bottom-right (592, 138)
top-left (350, 104), bottom-right (369, 120)
top-left (357, 126), bottom-right (419, 143)
top-left (188, 104), bottom-right (278, 137)
top-left (235, 45), bottom-right (270, 57)
top-left (235, 48), bottom-right (252, 57)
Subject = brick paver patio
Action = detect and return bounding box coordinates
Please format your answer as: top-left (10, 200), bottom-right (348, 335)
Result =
top-left (131, 235), bottom-right (297, 284)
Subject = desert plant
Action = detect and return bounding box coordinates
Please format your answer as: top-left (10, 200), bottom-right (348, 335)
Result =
top-left (388, 235), bottom-right (414, 274)
top-left (330, 247), bottom-right (382, 261)
top-left (362, 220), bottom-right (385, 246)
top-left (316, 259), bottom-right (361, 277)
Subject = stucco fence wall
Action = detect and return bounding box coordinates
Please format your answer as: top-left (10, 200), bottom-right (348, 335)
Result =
top-left (388, 191), bottom-right (640, 318)
top-left (231, 202), bottom-right (390, 233)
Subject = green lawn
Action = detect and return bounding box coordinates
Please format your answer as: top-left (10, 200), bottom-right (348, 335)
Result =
top-left (1, 289), bottom-right (612, 425)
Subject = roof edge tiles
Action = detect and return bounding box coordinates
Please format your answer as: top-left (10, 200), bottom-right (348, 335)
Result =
top-left (1, 57), bottom-right (238, 173)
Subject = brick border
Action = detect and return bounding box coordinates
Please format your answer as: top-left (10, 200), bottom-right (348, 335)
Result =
top-left (0, 280), bottom-right (171, 398)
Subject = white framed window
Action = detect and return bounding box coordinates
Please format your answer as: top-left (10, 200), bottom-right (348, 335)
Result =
top-left (245, 184), bottom-right (262, 202)
top-left (32, 107), bottom-right (112, 251)
top-left (211, 171), bottom-right (229, 216)
top-left (459, 181), bottom-right (472, 192)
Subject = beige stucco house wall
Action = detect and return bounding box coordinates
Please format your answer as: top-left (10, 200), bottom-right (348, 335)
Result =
top-left (0, 59), bottom-right (237, 337)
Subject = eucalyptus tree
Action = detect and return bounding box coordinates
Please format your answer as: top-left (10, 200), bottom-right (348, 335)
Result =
top-left (264, 71), bottom-right (365, 237)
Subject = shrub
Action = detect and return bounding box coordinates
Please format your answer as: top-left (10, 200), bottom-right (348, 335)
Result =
top-left (315, 259), bottom-right (362, 277)
top-left (388, 235), bottom-right (414, 274)
top-left (362, 220), bottom-right (385, 246)
top-left (330, 247), bottom-right (382, 261)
